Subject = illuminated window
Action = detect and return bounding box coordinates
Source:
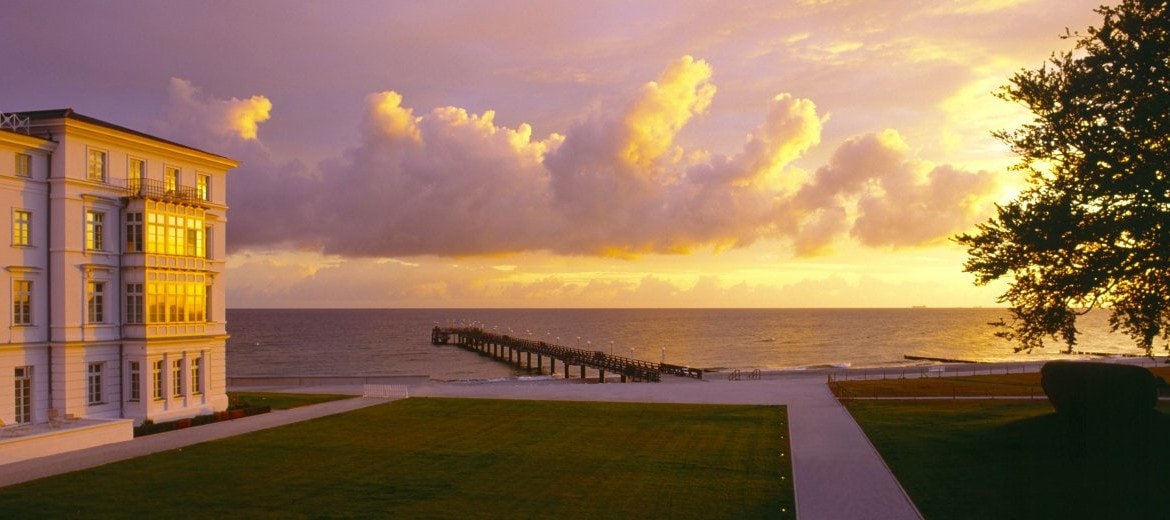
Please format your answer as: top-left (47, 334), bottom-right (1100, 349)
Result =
top-left (88, 149), bottom-right (107, 181)
top-left (197, 173), bottom-right (210, 201)
top-left (87, 281), bottom-right (105, 323)
top-left (88, 362), bottom-right (103, 404)
top-left (12, 209), bottom-right (31, 246)
top-left (165, 166), bottom-right (179, 192)
top-left (172, 359), bottom-right (183, 397)
top-left (15, 153), bottom-right (30, 178)
top-left (128, 158), bottom-right (145, 191)
top-left (12, 280), bottom-right (32, 325)
top-left (143, 203), bottom-right (205, 257)
top-left (152, 360), bottom-right (163, 400)
top-left (85, 210), bottom-right (104, 250)
top-left (128, 361), bottom-right (141, 402)
top-left (126, 283), bottom-right (144, 324)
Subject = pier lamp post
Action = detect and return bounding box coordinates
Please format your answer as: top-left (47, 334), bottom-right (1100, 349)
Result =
top-left (610, 341), bottom-right (614, 355)
top-left (577, 336), bottom-right (581, 348)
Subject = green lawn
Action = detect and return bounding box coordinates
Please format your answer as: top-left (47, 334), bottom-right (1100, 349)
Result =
top-left (228, 391), bottom-right (352, 410)
top-left (833, 366), bottom-right (1170, 399)
top-left (848, 400), bottom-right (1170, 519)
top-left (0, 398), bottom-right (791, 519)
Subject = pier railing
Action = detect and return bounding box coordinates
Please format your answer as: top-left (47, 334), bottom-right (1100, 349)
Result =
top-left (432, 326), bottom-right (703, 382)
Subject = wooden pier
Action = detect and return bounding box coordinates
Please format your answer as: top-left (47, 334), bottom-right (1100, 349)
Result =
top-left (431, 326), bottom-right (703, 382)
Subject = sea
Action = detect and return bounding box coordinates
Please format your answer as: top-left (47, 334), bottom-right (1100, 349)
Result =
top-left (224, 308), bottom-right (1153, 381)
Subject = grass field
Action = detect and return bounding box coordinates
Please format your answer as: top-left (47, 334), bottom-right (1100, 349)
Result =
top-left (228, 391), bottom-right (352, 410)
top-left (832, 365), bottom-right (1170, 399)
top-left (0, 398), bottom-right (791, 519)
top-left (848, 399), bottom-right (1170, 519)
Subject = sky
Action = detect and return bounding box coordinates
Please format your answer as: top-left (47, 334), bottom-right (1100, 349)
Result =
top-left (2, 0), bottom-right (1107, 308)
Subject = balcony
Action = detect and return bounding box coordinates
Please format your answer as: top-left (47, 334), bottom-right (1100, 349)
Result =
top-left (123, 178), bottom-right (209, 207)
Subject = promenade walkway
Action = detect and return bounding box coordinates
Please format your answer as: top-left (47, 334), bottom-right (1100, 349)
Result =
top-left (1, 376), bottom-right (922, 519)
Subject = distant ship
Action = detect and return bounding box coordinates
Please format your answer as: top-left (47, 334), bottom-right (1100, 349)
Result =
top-left (911, 305), bottom-right (927, 309)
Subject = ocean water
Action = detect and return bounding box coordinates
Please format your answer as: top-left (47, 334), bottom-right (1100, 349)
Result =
top-left (225, 308), bottom-right (1145, 381)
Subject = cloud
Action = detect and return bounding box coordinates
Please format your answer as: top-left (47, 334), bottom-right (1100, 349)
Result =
top-left (791, 130), bottom-right (1002, 251)
top-left (162, 78), bottom-right (271, 144)
top-left (168, 59), bottom-right (1001, 259)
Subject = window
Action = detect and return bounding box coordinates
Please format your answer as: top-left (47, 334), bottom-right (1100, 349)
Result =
top-left (172, 359), bottom-right (184, 397)
top-left (205, 284), bottom-right (213, 322)
top-left (87, 149), bottom-right (107, 181)
top-left (126, 283), bottom-right (144, 324)
top-left (85, 210), bottom-right (104, 251)
top-left (152, 360), bottom-right (163, 400)
top-left (12, 209), bottom-right (30, 246)
top-left (14, 366), bottom-right (31, 424)
top-left (87, 363), bottom-right (103, 404)
top-left (87, 281), bottom-right (105, 323)
top-left (191, 356), bottom-right (202, 394)
top-left (186, 220), bottom-right (202, 257)
top-left (197, 173), bottom-right (210, 201)
top-left (128, 361), bottom-right (141, 402)
top-left (15, 153), bottom-right (30, 178)
top-left (204, 226), bottom-right (213, 259)
top-left (12, 280), bottom-right (32, 325)
top-left (126, 212), bottom-right (143, 252)
top-left (144, 274), bottom-right (207, 325)
top-left (128, 158), bottom-right (145, 191)
top-left (165, 166), bottom-right (179, 193)
top-left (143, 203), bottom-right (206, 257)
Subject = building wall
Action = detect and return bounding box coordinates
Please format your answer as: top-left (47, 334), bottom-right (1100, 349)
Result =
top-left (1, 112), bottom-right (236, 427)
top-left (1, 129), bottom-right (55, 427)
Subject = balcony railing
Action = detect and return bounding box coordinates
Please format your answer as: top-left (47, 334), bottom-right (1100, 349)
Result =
top-left (0, 112), bottom-right (30, 134)
top-left (123, 178), bottom-right (209, 206)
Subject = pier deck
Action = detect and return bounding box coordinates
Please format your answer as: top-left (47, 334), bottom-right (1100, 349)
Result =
top-left (431, 326), bottom-right (702, 382)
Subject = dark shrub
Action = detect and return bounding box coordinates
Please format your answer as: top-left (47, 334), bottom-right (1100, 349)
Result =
top-left (1040, 361), bottom-right (1158, 419)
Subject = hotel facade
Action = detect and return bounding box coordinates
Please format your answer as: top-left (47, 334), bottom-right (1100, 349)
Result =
top-left (0, 109), bottom-right (235, 441)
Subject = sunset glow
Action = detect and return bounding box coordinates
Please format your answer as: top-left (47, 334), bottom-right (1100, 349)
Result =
top-left (1, 0), bottom-right (1104, 307)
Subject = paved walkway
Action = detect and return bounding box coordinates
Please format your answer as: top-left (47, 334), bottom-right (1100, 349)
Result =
top-left (0, 377), bottom-right (922, 519)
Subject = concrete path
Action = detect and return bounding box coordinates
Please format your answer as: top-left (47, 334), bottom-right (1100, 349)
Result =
top-left (1, 376), bottom-right (923, 519)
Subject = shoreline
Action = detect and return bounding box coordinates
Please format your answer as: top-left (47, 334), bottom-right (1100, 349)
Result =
top-left (227, 355), bottom-right (1169, 398)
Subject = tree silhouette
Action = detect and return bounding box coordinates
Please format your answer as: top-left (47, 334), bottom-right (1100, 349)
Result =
top-left (958, 0), bottom-right (1170, 353)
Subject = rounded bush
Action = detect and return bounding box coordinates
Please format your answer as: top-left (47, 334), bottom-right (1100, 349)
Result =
top-left (1040, 360), bottom-right (1158, 419)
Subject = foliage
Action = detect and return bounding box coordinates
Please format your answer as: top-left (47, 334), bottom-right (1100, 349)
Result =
top-left (957, 0), bottom-right (1170, 353)
top-left (1040, 360), bottom-right (1159, 419)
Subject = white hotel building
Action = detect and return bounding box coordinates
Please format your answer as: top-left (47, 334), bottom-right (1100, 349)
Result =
top-left (0, 110), bottom-right (235, 459)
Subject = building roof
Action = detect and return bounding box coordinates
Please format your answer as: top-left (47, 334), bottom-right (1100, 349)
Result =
top-left (16, 108), bottom-right (235, 164)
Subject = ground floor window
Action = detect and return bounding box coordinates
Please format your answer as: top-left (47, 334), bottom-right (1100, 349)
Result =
top-left (191, 356), bottom-right (202, 394)
top-left (14, 367), bottom-right (31, 423)
top-left (128, 361), bottom-right (141, 401)
top-left (87, 363), bottom-right (103, 404)
top-left (172, 359), bottom-right (184, 397)
top-left (152, 360), bottom-right (164, 400)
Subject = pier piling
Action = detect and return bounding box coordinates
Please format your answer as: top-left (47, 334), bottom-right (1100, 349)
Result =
top-left (430, 326), bottom-right (694, 382)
